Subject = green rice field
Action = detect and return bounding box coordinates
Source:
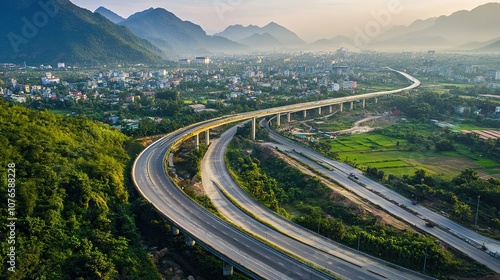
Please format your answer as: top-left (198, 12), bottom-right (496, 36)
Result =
top-left (329, 133), bottom-right (500, 179)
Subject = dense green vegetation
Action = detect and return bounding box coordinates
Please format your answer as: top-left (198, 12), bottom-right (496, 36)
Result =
top-left (386, 169), bottom-right (500, 239)
top-left (226, 137), bottom-right (491, 279)
top-left (0, 100), bottom-right (160, 279)
top-left (0, 99), bottom-right (255, 279)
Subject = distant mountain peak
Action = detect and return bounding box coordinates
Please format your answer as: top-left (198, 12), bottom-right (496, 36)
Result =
top-left (126, 7), bottom-right (180, 22)
top-left (265, 21), bottom-right (279, 27)
top-left (0, 1), bottom-right (162, 64)
top-left (119, 7), bottom-right (245, 57)
top-left (372, 2), bottom-right (500, 51)
top-left (215, 22), bottom-right (305, 48)
top-left (94, 6), bottom-right (125, 24)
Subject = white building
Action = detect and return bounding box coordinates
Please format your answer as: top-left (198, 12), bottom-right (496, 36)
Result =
top-left (41, 72), bottom-right (60, 85)
top-left (474, 76), bottom-right (486, 83)
top-left (195, 57), bottom-right (211, 64)
top-left (328, 83), bottom-right (340, 92)
top-left (465, 65), bottom-right (479, 74)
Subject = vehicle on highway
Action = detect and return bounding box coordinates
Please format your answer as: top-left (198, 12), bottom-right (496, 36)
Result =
top-left (424, 219), bottom-right (435, 228)
top-left (348, 172), bottom-right (359, 180)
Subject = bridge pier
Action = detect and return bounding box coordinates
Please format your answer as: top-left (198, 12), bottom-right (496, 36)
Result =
top-left (318, 107), bottom-right (322, 115)
top-left (362, 99), bottom-right (366, 109)
top-left (287, 112), bottom-right (291, 122)
top-left (303, 110), bottom-right (307, 118)
top-left (277, 113), bottom-right (281, 126)
top-left (223, 261), bottom-right (234, 276)
top-left (194, 134), bottom-right (200, 150)
top-left (375, 97), bottom-right (378, 104)
top-left (185, 236), bottom-right (195, 247)
top-left (329, 105), bottom-right (333, 114)
top-left (251, 117), bottom-right (256, 140)
top-left (350, 101), bottom-right (354, 110)
top-left (171, 226), bottom-right (180, 236)
top-left (340, 103), bottom-right (343, 112)
top-left (205, 129), bottom-right (210, 146)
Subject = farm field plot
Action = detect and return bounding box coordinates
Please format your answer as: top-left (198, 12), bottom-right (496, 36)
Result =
top-left (330, 134), bottom-right (500, 179)
top-left (330, 134), bottom-right (408, 152)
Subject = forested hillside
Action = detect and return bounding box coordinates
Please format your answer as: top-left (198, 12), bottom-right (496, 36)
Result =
top-left (0, 100), bottom-right (160, 279)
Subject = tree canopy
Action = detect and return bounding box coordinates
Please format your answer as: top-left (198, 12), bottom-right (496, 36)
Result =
top-left (0, 100), bottom-right (160, 279)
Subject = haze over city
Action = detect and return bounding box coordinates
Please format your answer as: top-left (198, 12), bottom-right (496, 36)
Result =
top-left (70, 0), bottom-right (496, 41)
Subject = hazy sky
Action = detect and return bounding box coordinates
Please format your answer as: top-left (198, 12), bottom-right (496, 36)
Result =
top-left (70, 0), bottom-right (496, 42)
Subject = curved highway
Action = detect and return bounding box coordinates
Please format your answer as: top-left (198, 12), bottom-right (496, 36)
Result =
top-left (263, 119), bottom-right (500, 274)
top-left (132, 68), bottom-right (421, 279)
top-left (201, 124), bottom-right (431, 279)
top-left (133, 125), bottom-right (333, 279)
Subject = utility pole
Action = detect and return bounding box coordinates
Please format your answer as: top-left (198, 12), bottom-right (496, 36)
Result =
top-left (423, 247), bottom-right (428, 274)
top-left (475, 195), bottom-right (481, 229)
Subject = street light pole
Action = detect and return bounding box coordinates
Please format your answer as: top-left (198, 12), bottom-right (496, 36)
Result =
top-left (475, 195), bottom-right (481, 229)
top-left (357, 233), bottom-right (361, 251)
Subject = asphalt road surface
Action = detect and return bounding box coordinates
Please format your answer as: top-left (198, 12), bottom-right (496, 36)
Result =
top-left (264, 121), bottom-right (500, 274)
top-left (201, 124), bottom-right (432, 280)
top-left (132, 127), bottom-right (334, 279)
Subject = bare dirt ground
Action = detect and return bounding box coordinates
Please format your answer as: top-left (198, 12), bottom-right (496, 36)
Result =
top-left (329, 114), bottom-right (402, 135)
top-left (189, 175), bottom-right (205, 196)
top-left (336, 115), bottom-right (382, 134)
top-left (139, 135), bottom-right (163, 147)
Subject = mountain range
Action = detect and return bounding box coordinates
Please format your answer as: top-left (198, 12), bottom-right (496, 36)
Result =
top-left (0, 0), bottom-right (162, 65)
top-left (113, 8), bottom-right (246, 57)
top-left (95, 7), bottom-right (306, 55)
top-left (369, 2), bottom-right (500, 51)
top-left (1, 1), bottom-right (499, 65)
top-left (214, 23), bottom-right (306, 50)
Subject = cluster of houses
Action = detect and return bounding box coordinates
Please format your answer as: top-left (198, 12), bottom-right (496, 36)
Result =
top-left (4, 52), bottom-right (499, 133)
top-left (422, 61), bottom-right (500, 87)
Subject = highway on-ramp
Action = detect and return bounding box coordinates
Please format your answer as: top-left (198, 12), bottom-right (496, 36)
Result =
top-left (201, 123), bottom-right (431, 280)
top-left (132, 125), bottom-right (334, 279)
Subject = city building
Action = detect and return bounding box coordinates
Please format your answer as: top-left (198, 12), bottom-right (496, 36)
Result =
top-left (179, 58), bottom-right (191, 65)
top-left (41, 72), bottom-right (60, 85)
top-left (195, 57), bottom-right (211, 64)
top-left (465, 65), bottom-right (479, 74)
top-left (332, 65), bottom-right (350, 75)
top-left (297, 66), bottom-right (314, 74)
